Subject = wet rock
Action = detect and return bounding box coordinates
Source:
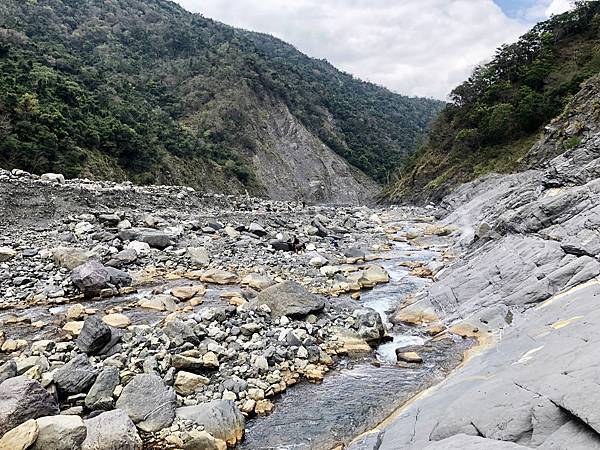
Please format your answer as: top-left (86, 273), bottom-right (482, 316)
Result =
top-left (171, 285), bottom-right (206, 301)
top-left (353, 308), bottom-right (386, 343)
top-left (102, 313), bottom-right (131, 329)
top-left (85, 367), bottom-right (119, 411)
top-left (199, 269), bottom-right (240, 285)
top-left (82, 409), bottom-right (142, 450)
top-left (138, 294), bottom-right (179, 312)
top-left (392, 299), bottom-right (440, 325)
top-left (0, 419), bottom-right (38, 450)
top-left (53, 354), bottom-right (97, 395)
top-left (67, 303), bottom-right (86, 320)
top-left (252, 281), bottom-right (325, 318)
top-left (396, 351), bottom-right (423, 364)
top-left (76, 316), bottom-right (112, 354)
top-left (71, 261), bottom-right (111, 296)
top-left (32, 415), bottom-right (87, 450)
top-left (176, 400), bottom-right (245, 447)
top-left (0, 376), bottom-right (59, 435)
top-left (115, 374), bottom-right (176, 432)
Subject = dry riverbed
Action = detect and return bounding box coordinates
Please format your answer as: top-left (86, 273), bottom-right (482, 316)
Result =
top-left (0, 169), bottom-right (472, 450)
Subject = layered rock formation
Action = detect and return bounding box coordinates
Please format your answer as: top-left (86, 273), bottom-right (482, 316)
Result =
top-left (352, 75), bottom-right (600, 449)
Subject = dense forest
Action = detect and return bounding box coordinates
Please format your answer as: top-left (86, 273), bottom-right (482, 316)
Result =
top-left (0, 0), bottom-right (443, 190)
top-left (387, 1), bottom-right (600, 202)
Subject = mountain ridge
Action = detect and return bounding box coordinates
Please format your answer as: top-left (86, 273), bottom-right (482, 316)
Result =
top-left (0, 0), bottom-right (444, 203)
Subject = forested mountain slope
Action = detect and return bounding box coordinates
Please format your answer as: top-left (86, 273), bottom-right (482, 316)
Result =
top-left (387, 1), bottom-right (600, 203)
top-left (0, 0), bottom-right (443, 202)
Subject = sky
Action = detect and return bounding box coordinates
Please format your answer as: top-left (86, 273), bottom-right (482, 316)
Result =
top-left (173, 0), bottom-right (575, 100)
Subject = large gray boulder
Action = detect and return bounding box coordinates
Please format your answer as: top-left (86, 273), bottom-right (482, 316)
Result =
top-left (71, 261), bottom-right (111, 296)
top-left (76, 316), bottom-right (112, 355)
top-left (353, 308), bottom-right (386, 343)
top-left (252, 281), bottom-right (325, 317)
top-left (0, 376), bottom-right (59, 435)
top-left (53, 354), bottom-right (97, 395)
top-left (85, 367), bottom-right (119, 411)
top-left (106, 249), bottom-right (138, 268)
top-left (115, 374), bottom-right (176, 432)
top-left (176, 400), bottom-right (245, 447)
top-left (32, 415), bottom-right (87, 450)
top-left (120, 228), bottom-right (172, 249)
top-left (82, 409), bottom-right (142, 450)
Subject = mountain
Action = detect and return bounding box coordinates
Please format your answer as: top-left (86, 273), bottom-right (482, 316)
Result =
top-left (0, 0), bottom-right (444, 203)
top-left (386, 1), bottom-right (600, 203)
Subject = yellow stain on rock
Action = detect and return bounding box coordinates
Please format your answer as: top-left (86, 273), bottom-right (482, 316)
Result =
top-left (551, 316), bottom-right (584, 330)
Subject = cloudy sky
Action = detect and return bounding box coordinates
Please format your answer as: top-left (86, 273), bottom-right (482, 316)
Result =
top-left (173, 0), bottom-right (574, 100)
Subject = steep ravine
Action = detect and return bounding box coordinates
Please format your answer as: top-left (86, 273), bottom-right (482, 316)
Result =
top-left (346, 75), bottom-right (600, 449)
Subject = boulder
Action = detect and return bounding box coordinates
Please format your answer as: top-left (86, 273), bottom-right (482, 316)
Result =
top-left (106, 249), bottom-right (137, 268)
top-left (40, 173), bottom-right (65, 183)
top-left (174, 371), bottom-right (210, 395)
top-left (171, 285), bottom-right (206, 301)
top-left (134, 229), bottom-right (172, 249)
top-left (71, 261), bottom-right (111, 296)
top-left (183, 430), bottom-right (227, 450)
top-left (102, 313), bottom-right (131, 329)
top-left (52, 247), bottom-right (97, 270)
top-left (82, 410), bottom-right (142, 450)
top-left (353, 308), bottom-right (386, 343)
top-left (0, 360), bottom-right (17, 384)
top-left (115, 374), bottom-right (176, 432)
top-left (138, 295), bottom-right (178, 312)
top-left (85, 367), bottom-right (119, 411)
top-left (0, 247), bottom-right (16, 262)
top-left (187, 247), bottom-right (210, 267)
top-left (105, 267), bottom-right (132, 288)
top-left (241, 273), bottom-right (276, 290)
top-left (248, 222), bottom-right (267, 237)
top-left (200, 269), bottom-right (240, 285)
top-left (76, 316), bottom-right (112, 354)
top-left (0, 419), bottom-right (38, 450)
top-left (0, 376), bottom-right (59, 436)
top-left (53, 354), bottom-right (97, 395)
top-left (252, 281), bottom-right (325, 317)
top-left (32, 415), bottom-right (87, 450)
top-left (176, 400), bottom-right (245, 446)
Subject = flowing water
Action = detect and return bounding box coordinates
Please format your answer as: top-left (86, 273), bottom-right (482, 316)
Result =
top-left (240, 234), bottom-right (470, 450)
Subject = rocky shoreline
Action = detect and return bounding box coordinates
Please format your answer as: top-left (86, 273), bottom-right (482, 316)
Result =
top-left (0, 168), bottom-right (468, 449)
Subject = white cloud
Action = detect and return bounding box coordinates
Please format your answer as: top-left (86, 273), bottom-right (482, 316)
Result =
top-left (174, 0), bottom-right (530, 100)
top-left (523, 0), bottom-right (574, 21)
top-left (546, 0), bottom-right (573, 15)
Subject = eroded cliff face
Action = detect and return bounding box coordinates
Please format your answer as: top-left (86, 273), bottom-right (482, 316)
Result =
top-left (251, 98), bottom-right (379, 204)
top-left (349, 75), bottom-right (600, 449)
